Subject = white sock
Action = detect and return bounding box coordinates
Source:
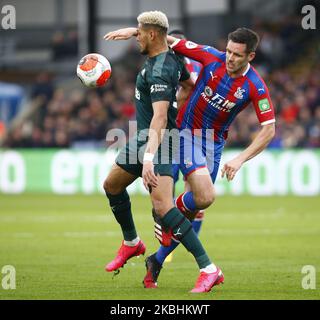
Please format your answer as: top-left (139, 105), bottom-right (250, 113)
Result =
top-left (200, 263), bottom-right (218, 274)
top-left (124, 237), bottom-right (140, 247)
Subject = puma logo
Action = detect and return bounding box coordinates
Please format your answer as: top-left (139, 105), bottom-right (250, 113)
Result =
top-left (210, 71), bottom-right (217, 81)
top-left (174, 228), bottom-right (182, 237)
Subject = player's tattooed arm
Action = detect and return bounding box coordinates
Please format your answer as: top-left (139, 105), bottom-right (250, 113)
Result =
top-left (221, 123), bottom-right (275, 181)
top-left (104, 27), bottom-right (138, 40)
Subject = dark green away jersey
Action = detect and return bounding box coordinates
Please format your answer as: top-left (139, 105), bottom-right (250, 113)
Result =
top-left (134, 49), bottom-right (189, 132)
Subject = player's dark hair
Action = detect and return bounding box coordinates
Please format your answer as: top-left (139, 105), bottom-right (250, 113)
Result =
top-left (228, 27), bottom-right (260, 53)
top-left (168, 29), bottom-right (185, 36)
top-left (168, 29), bottom-right (186, 40)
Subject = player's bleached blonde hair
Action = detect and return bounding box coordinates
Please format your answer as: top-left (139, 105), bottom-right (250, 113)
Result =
top-left (137, 10), bottom-right (169, 30)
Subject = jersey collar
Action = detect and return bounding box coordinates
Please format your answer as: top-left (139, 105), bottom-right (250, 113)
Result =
top-left (242, 63), bottom-right (251, 77)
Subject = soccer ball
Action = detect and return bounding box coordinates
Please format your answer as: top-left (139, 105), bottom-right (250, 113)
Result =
top-left (77, 53), bottom-right (112, 87)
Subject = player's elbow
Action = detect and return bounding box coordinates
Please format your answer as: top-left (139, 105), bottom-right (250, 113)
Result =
top-left (268, 124), bottom-right (275, 140)
top-left (263, 123), bottom-right (275, 142)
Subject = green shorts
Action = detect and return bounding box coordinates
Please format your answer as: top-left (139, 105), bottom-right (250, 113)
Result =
top-left (115, 134), bottom-right (174, 178)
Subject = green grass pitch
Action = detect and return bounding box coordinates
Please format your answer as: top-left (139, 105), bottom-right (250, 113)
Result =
top-left (0, 193), bottom-right (319, 300)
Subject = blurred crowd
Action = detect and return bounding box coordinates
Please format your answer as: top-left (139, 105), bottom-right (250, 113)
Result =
top-left (2, 18), bottom-right (320, 149)
top-left (3, 65), bottom-right (138, 149)
top-left (51, 30), bottom-right (79, 61)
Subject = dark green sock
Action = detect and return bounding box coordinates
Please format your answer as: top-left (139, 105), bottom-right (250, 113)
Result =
top-left (161, 207), bottom-right (211, 269)
top-left (105, 190), bottom-right (137, 241)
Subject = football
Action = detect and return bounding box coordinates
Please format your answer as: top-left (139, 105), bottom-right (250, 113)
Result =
top-left (76, 53), bottom-right (112, 87)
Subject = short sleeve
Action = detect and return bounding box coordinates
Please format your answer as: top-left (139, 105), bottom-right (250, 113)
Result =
top-left (249, 80), bottom-right (276, 125)
top-left (148, 73), bottom-right (174, 103)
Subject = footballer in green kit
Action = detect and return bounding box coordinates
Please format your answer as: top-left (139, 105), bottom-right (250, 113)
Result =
top-left (103, 10), bottom-right (224, 293)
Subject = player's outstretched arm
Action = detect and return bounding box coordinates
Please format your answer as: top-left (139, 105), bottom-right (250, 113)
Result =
top-left (221, 123), bottom-right (275, 181)
top-left (167, 35), bottom-right (178, 46)
top-left (104, 29), bottom-right (178, 44)
top-left (103, 27), bottom-right (138, 41)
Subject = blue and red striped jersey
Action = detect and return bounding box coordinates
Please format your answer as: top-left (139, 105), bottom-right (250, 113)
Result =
top-left (172, 39), bottom-right (276, 142)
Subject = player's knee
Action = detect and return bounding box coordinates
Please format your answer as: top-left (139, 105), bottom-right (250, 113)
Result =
top-left (153, 201), bottom-right (166, 217)
top-left (103, 177), bottom-right (122, 195)
top-left (103, 178), bottom-right (112, 193)
top-left (194, 189), bottom-right (215, 209)
top-left (152, 199), bottom-right (172, 218)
